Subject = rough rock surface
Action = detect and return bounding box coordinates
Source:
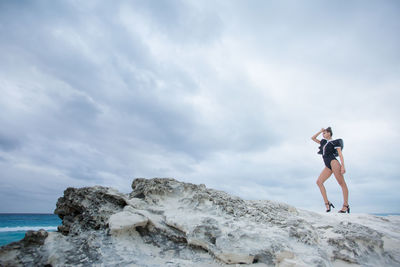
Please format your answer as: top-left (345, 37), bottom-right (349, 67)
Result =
top-left (1, 178), bottom-right (400, 266)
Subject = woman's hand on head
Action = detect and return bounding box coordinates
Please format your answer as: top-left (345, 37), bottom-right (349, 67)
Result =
top-left (320, 128), bottom-right (325, 133)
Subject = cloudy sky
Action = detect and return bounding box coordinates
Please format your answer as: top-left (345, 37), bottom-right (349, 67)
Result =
top-left (1, 0), bottom-right (399, 214)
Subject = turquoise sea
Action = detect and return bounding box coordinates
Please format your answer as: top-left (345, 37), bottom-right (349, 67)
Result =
top-left (0, 213), bottom-right (399, 247)
top-left (0, 214), bottom-right (61, 247)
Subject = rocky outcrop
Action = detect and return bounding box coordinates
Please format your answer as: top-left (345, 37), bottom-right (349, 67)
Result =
top-left (1, 178), bottom-right (400, 266)
top-left (0, 230), bottom-right (49, 267)
top-left (54, 186), bottom-right (127, 235)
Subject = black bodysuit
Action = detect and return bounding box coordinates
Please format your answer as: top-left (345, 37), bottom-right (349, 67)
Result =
top-left (318, 139), bottom-right (344, 170)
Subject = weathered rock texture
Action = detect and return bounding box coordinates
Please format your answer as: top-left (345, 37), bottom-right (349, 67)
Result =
top-left (1, 178), bottom-right (400, 266)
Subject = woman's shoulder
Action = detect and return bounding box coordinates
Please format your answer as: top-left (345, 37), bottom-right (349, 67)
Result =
top-left (332, 138), bottom-right (344, 148)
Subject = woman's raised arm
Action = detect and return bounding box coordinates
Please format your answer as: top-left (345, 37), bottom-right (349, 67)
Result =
top-left (311, 128), bottom-right (324, 144)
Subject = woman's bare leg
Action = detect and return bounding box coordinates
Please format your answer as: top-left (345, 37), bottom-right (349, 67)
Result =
top-left (316, 167), bottom-right (333, 207)
top-left (331, 160), bottom-right (349, 208)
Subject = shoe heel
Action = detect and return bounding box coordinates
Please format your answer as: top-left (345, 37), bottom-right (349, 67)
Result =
top-left (338, 205), bottom-right (350, 213)
top-left (325, 202), bottom-right (334, 212)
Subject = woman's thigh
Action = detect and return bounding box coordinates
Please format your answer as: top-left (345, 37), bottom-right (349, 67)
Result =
top-left (317, 167), bottom-right (332, 183)
top-left (331, 160), bottom-right (345, 183)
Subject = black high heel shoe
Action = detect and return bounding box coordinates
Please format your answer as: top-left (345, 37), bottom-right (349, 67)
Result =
top-left (325, 202), bottom-right (335, 212)
top-left (338, 205), bottom-right (350, 213)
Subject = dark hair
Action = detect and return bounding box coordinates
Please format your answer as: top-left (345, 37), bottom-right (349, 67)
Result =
top-left (325, 127), bottom-right (333, 137)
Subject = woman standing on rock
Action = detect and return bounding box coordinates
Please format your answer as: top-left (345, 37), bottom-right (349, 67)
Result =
top-left (311, 127), bottom-right (350, 213)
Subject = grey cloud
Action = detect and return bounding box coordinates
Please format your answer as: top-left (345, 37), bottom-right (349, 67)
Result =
top-left (0, 0), bottom-right (399, 213)
top-left (125, 0), bottom-right (223, 44)
top-left (58, 93), bottom-right (101, 127)
top-left (225, 0), bottom-right (400, 79)
top-left (0, 133), bottom-right (21, 151)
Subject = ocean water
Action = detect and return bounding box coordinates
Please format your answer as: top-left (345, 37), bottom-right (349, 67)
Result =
top-left (0, 214), bottom-right (61, 247)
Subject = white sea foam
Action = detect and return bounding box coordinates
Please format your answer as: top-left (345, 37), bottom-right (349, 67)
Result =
top-left (0, 226), bottom-right (58, 232)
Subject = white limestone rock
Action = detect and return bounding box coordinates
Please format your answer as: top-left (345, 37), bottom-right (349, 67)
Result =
top-left (1, 177), bottom-right (399, 267)
top-left (108, 209), bottom-right (148, 234)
